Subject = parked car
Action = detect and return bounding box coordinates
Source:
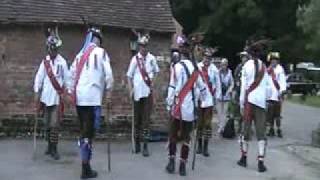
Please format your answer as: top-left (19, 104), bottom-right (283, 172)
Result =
top-left (286, 73), bottom-right (320, 96)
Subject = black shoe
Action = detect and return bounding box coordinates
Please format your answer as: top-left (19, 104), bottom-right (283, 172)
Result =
top-left (237, 156), bottom-right (247, 168)
top-left (267, 128), bottom-right (275, 137)
top-left (45, 142), bottom-right (52, 156)
top-left (258, 160), bottom-right (267, 172)
top-left (81, 163), bottom-right (98, 179)
top-left (277, 129), bottom-right (283, 138)
top-left (196, 138), bottom-right (203, 154)
top-left (142, 143), bottom-right (150, 157)
top-left (135, 141), bottom-right (141, 154)
top-left (165, 158), bottom-right (175, 174)
top-left (179, 161), bottom-right (186, 176)
top-left (203, 139), bottom-right (210, 157)
top-left (51, 144), bottom-right (60, 160)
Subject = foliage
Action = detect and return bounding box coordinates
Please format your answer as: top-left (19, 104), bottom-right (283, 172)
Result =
top-left (170, 0), bottom-right (309, 66)
top-left (289, 95), bottom-right (320, 108)
top-left (297, 0), bottom-right (320, 60)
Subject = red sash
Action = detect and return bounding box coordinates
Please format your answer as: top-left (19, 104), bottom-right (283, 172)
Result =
top-left (172, 71), bottom-right (199, 119)
top-left (136, 55), bottom-right (152, 87)
top-left (135, 55), bottom-right (154, 108)
top-left (72, 44), bottom-right (96, 105)
top-left (244, 64), bottom-right (266, 122)
top-left (200, 65), bottom-right (215, 96)
top-left (43, 58), bottom-right (65, 120)
top-left (267, 67), bottom-right (280, 90)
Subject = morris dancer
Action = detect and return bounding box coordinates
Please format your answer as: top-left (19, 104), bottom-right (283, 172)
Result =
top-left (233, 51), bottom-right (250, 133)
top-left (238, 40), bottom-right (271, 172)
top-left (126, 34), bottom-right (159, 157)
top-left (69, 27), bottom-right (113, 179)
top-left (34, 27), bottom-right (68, 160)
top-left (266, 52), bottom-right (286, 138)
top-left (166, 39), bottom-right (208, 176)
top-left (196, 47), bottom-right (220, 157)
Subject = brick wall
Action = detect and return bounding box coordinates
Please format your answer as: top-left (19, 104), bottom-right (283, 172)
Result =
top-left (0, 24), bottom-right (172, 134)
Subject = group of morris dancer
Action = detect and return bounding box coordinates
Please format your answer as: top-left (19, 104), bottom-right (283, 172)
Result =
top-left (33, 27), bottom-right (286, 179)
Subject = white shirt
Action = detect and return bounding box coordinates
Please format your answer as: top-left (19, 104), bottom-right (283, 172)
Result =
top-left (69, 43), bottom-right (114, 106)
top-left (34, 54), bottom-right (69, 106)
top-left (167, 59), bottom-right (208, 121)
top-left (198, 61), bottom-right (220, 108)
top-left (166, 63), bottom-right (177, 110)
top-left (240, 59), bottom-right (271, 109)
top-left (126, 52), bottom-right (160, 101)
top-left (217, 69), bottom-right (234, 101)
top-left (267, 64), bottom-right (287, 101)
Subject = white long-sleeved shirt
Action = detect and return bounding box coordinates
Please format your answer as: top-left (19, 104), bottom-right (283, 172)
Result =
top-left (34, 54), bottom-right (69, 106)
top-left (126, 52), bottom-right (160, 101)
top-left (68, 43), bottom-right (114, 106)
top-left (167, 59), bottom-right (208, 121)
top-left (267, 64), bottom-right (287, 101)
top-left (216, 69), bottom-right (234, 101)
top-left (167, 63), bottom-right (178, 110)
top-left (240, 59), bottom-right (271, 109)
top-left (198, 61), bottom-right (220, 108)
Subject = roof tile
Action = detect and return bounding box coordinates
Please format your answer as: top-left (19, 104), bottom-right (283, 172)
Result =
top-left (0, 0), bottom-right (175, 32)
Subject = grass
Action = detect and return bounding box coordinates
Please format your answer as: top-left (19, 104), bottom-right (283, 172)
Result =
top-left (288, 95), bottom-right (320, 108)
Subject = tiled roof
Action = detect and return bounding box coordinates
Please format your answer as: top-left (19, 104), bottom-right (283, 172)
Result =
top-left (0, 0), bottom-right (175, 32)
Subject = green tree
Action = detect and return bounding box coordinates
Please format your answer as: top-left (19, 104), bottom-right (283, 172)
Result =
top-left (298, 0), bottom-right (320, 62)
top-left (170, 0), bottom-right (308, 66)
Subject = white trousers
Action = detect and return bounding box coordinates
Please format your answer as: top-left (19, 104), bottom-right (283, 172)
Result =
top-left (217, 101), bottom-right (229, 133)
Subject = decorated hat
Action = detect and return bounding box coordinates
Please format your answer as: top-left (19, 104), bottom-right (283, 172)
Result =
top-left (88, 26), bottom-right (103, 42)
top-left (46, 27), bottom-right (62, 51)
top-left (189, 32), bottom-right (205, 44)
top-left (176, 34), bottom-right (190, 48)
top-left (246, 38), bottom-right (270, 58)
top-left (221, 58), bottom-right (228, 64)
top-left (203, 47), bottom-right (218, 57)
top-left (267, 52), bottom-right (280, 61)
top-left (138, 34), bottom-right (150, 46)
top-left (203, 48), bottom-right (213, 57)
top-left (239, 51), bottom-right (249, 57)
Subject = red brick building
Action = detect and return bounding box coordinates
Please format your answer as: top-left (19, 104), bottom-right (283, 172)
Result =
top-left (0, 0), bottom-right (176, 133)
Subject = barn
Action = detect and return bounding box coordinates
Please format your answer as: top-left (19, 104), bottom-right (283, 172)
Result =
top-left (0, 0), bottom-right (178, 137)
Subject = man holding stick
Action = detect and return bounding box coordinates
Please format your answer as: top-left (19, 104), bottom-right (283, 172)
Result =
top-left (68, 27), bottom-right (113, 179)
top-left (33, 27), bottom-right (68, 160)
top-left (166, 38), bottom-right (208, 176)
top-left (126, 34), bottom-right (159, 157)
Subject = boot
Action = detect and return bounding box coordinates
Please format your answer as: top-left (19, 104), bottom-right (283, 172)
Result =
top-left (165, 158), bottom-right (175, 174)
top-left (238, 135), bottom-right (248, 167)
top-left (257, 140), bottom-right (267, 172)
top-left (258, 160), bottom-right (267, 172)
top-left (277, 129), bottom-right (283, 138)
top-left (179, 161), bottom-right (186, 176)
top-left (196, 138), bottom-right (203, 154)
top-left (142, 143), bottom-right (150, 157)
top-left (267, 128), bottom-right (275, 137)
top-left (237, 155), bottom-right (247, 167)
top-left (45, 142), bottom-right (52, 155)
top-left (135, 141), bottom-right (141, 154)
top-left (51, 143), bottom-right (60, 160)
top-left (203, 139), bottom-right (210, 157)
top-left (81, 163), bottom-right (98, 179)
